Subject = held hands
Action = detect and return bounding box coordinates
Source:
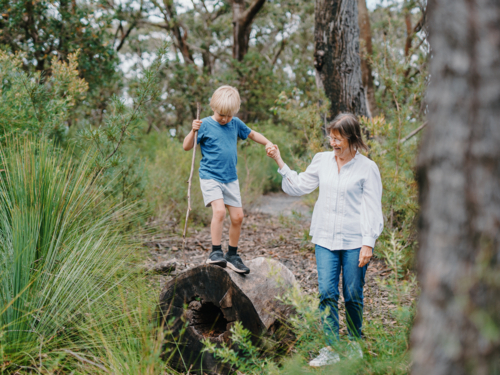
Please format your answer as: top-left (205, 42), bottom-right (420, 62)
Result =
top-left (358, 245), bottom-right (373, 268)
top-left (265, 142), bottom-right (274, 153)
top-left (266, 144), bottom-right (281, 160)
top-left (192, 120), bottom-right (202, 132)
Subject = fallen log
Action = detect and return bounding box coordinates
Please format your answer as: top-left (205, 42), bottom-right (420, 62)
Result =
top-left (158, 257), bottom-right (297, 374)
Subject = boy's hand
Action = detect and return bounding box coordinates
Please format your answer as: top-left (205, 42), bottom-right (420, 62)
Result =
top-left (192, 120), bottom-right (202, 131)
top-left (265, 142), bottom-right (274, 152)
top-left (267, 144), bottom-right (280, 160)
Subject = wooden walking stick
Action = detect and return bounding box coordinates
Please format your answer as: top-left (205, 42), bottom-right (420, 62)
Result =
top-left (182, 102), bottom-right (201, 261)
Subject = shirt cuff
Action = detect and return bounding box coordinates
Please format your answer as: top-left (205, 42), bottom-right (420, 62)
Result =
top-left (278, 164), bottom-right (291, 176)
top-left (362, 236), bottom-right (377, 248)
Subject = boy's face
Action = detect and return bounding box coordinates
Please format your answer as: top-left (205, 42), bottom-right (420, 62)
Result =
top-left (213, 111), bottom-right (233, 125)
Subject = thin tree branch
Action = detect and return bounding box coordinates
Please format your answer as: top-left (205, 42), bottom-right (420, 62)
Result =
top-left (240, 0), bottom-right (267, 29)
top-left (401, 121), bottom-right (428, 143)
top-left (271, 38), bottom-right (286, 65)
top-left (182, 102), bottom-right (201, 261)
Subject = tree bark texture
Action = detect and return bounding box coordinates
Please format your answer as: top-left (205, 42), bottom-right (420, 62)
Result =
top-left (158, 258), bottom-right (297, 374)
top-left (411, 0), bottom-right (500, 374)
top-left (231, 0), bottom-right (267, 61)
top-left (357, 0), bottom-right (376, 117)
top-left (314, 0), bottom-right (367, 119)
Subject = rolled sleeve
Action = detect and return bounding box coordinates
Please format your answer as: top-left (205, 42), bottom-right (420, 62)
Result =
top-left (278, 164), bottom-right (291, 176)
top-left (362, 236), bottom-right (377, 248)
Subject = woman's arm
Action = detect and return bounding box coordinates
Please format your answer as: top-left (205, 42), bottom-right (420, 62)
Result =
top-left (268, 145), bottom-right (321, 196)
top-left (359, 162), bottom-right (384, 267)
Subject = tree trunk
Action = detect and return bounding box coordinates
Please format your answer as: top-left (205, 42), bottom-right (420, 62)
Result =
top-left (357, 0), bottom-right (376, 117)
top-left (231, 0), bottom-right (267, 61)
top-left (158, 258), bottom-right (296, 374)
top-left (411, 0), bottom-right (500, 374)
top-left (314, 0), bottom-right (367, 119)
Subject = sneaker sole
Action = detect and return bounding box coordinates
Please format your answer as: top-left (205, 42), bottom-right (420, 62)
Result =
top-left (226, 262), bottom-right (250, 274)
top-left (206, 259), bottom-right (227, 267)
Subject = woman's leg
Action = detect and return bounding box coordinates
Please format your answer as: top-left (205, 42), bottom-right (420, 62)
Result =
top-left (341, 248), bottom-right (368, 339)
top-left (315, 245), bottom-right (341, 344)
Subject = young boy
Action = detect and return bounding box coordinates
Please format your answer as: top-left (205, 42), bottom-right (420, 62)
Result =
top-left (183, 86), bottom-right (274, 274)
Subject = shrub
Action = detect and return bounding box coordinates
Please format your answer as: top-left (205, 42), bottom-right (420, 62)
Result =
top-left (0, 137), bottom-right (166, 373)
top-left (0, 51), bottom-right (88, 142)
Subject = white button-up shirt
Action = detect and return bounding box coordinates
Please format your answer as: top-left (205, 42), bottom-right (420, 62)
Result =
top-left (278, 151), bottom-right (384, 251)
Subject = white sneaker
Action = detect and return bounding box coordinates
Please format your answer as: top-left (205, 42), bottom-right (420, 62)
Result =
top-left (347, 341), bottom-right (363, 359)
top-left (308, 346), bottom-right (340, 367)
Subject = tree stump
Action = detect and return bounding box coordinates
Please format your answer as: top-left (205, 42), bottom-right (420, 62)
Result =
top-left (158, 257), bottom-right (297, 374)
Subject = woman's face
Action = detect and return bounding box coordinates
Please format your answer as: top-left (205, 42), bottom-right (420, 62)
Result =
top-left (329, 131), bottom-right (351, 158)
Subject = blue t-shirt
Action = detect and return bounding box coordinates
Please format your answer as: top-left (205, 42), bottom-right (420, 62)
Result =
top-left (197, 116), bottom-right (252, 183)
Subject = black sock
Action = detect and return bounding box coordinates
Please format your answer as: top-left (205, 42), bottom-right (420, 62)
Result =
top-left (227, 245), bottom-right (238, 256)
top-left (211, 245), bottom-right (222, 254)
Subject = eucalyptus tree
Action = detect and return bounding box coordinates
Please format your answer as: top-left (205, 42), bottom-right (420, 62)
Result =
top-left (314, 0), bottom-right (367, 118)
top-left (412, 0), bottom-right (500, 373)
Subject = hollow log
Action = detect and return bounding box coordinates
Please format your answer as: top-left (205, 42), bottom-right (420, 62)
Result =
top-left (158, 257), bottom-right (297, 374)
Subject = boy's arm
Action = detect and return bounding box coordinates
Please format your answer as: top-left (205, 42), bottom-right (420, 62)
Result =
top-left (248, 130), bottom-right (273, 150)
top-left (183, 120), bottom-right (202, 151)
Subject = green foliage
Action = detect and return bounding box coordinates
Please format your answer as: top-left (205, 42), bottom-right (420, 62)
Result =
top-left (203, 321), bottom-right (278, 375)
top-left (0, 137), bottom-right (170, 374)
top-left (0, 0), bottom-right (120, 93)
top-left (0, 51), bottom-right (88, 142)
top-left (77, 44), bottom-right (168, 170)
top-left (144, 133), bottom-right (210, 226)
top-left (0, 137), bottom-right (127, 359)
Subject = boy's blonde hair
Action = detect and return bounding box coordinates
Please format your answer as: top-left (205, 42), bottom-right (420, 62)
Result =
top-left (210, 86), bottom-right (241, 116)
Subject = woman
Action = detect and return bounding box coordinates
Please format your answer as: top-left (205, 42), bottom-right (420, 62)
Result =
top-left (267, 113), bottom-right (383, 367)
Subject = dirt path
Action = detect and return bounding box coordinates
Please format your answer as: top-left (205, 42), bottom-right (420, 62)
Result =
top-left (249, 192), bottom-right (311, 218)
top-left (144, 194), bottom-right (415, 335)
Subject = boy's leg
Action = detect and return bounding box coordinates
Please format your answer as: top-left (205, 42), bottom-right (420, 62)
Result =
top-left (226, 205), bottom-right (244, 247)
top-left (224, 205), bottom-right (249, 274)
top-left (206, 198), bottom-right (227, 267)
top-left (210, 199), bottom-right (226, 246)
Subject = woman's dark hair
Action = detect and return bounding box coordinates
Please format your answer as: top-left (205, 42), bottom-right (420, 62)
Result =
top-left (326, 113), bottom-right (368, 152)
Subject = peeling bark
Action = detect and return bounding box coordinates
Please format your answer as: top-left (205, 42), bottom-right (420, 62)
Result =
top-left (411, 0), bottom-right (500, 374)
top-left (357, 0), bottom-right (376, 117)
top-left (314, 0), bottom-right (367, 119)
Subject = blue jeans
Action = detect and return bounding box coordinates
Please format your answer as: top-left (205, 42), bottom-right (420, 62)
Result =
top-left (315, 245), bottom-right (368, 342)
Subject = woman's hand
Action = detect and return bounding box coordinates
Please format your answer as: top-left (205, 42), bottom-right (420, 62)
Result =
top-left (192, 119), bottom-right (202, 131)
top-left (267, 145), bottom-right (285, 169)
top-left (358, 245), bottom-right (373, 268)
top-left (267, 144), bottom-right (280, 159)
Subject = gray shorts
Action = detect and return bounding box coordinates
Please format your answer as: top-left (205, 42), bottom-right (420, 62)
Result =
top-left (200, 179), bottom-right (242, 208)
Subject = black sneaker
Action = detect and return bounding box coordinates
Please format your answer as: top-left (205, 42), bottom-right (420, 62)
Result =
top-left (224, 253), bottom-right (250, 274)
top-left (206, 251), bottom-right (227, 267)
